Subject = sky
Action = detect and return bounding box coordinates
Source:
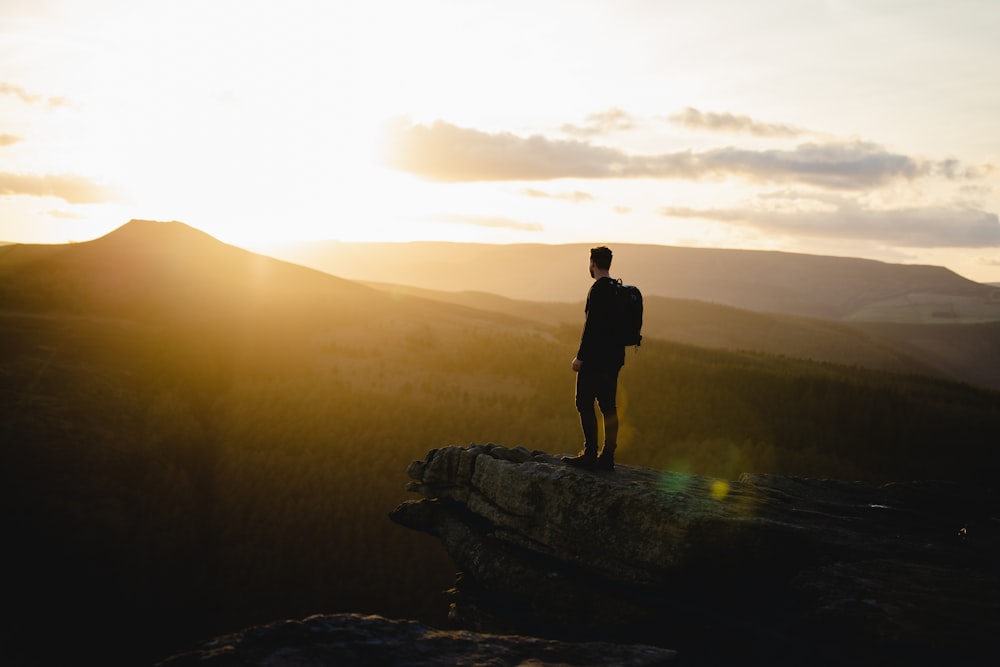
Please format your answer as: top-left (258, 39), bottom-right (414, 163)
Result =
top-left (2, 0), bottom-right (1000, 282)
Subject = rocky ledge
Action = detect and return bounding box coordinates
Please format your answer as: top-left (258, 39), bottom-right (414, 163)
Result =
top-left (390, 444), bottom-right (1000, 666)
top-left (157, 613), bottom-right (675, 666)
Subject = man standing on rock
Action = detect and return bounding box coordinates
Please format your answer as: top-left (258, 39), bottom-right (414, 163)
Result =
top-left (563, 246), bottom-right (625, 471)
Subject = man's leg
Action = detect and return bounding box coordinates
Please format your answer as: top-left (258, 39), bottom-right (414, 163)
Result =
top-left (595, 369), bottom-right (620, 470)
top-left (564, 370), bottom-right (599, 468)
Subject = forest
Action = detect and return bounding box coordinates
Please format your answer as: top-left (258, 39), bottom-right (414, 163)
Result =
top-left (2, 297), bottom-right (999, 665)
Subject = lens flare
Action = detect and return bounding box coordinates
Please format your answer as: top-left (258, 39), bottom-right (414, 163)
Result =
top-left (710, 479), bottom-right (730, 501)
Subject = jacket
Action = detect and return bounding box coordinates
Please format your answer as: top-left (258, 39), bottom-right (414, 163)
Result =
top-left (576, 276), bottom-right (625, 372)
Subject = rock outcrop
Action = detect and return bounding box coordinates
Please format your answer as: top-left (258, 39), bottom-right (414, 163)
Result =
top-left (157, 613), bottom-right (675, 666)
top-left (390, 444), bottom-right (1000, 666)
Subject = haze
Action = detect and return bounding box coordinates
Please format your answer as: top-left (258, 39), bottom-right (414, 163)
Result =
top-left (2, 0), bottom-right (1000, 283)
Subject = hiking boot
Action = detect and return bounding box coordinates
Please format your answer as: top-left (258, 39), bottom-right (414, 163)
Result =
top-left (562, 449), bottom-right (598, 470)
top-left (596, 445), bottom-right (616, 471)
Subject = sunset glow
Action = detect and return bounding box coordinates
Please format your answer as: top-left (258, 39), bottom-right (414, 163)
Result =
top-left (2, 0), bottom-right (1000, 281)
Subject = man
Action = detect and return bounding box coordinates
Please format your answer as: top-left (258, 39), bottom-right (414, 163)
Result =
top-left (563, 246), bottom-right (625, 471)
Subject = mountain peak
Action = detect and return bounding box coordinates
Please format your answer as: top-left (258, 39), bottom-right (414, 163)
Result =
top-left (0, 217), bottom-right (382, 322)
top-left (95, 219), bottom-right (224, 249)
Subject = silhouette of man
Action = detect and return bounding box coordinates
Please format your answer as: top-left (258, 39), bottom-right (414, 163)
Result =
top-left (563, 246), bottom-right (625, 471)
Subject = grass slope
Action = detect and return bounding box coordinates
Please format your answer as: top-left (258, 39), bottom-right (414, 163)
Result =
top-left (2, 221), bottom-right (999, 665)
top-left (364, 282), bottom-right (942, 381)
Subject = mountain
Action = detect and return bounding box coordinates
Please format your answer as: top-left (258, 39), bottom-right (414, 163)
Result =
top-left (0, 220), bottom-right (551, 664)
top-left (0, 220), bottom-right (407, 322)
top-left (362, 282), bottom-right (944, 380)
top-left (361, 281), bottom-right (1000, 389)
top-left (5, 219), bottom-right (997, 389)
top-left (0, 220), bottom-right (540, 337)
top-left (853, 319), bottom-right (1000, 389)
top-left (261, 240), bottom-right (1000, 322)
top-left (3, 220), bottom-right (1000, 665)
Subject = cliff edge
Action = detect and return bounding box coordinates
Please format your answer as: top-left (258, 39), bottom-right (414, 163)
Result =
top-left (390, 444), bottom-right (1000, 666)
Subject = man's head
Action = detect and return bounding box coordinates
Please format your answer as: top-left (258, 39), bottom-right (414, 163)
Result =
top-left (589, 246), bottom-right (612, 277)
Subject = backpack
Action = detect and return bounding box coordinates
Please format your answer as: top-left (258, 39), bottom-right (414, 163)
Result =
top-left (614, 279), bottom-right (643, 347)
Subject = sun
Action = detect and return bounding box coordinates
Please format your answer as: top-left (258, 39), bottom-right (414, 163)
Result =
top-left (19, 1), bottom-right (479, 247)
top-left (9, 1), bottom-right (613, 249)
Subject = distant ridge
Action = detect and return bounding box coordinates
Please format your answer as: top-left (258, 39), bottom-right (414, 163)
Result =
top-left (99, 218), bottom-right (219, 241)
top-left (0, 220), bottom-right (541, 333)
top-left (4, 220), bottom-right (998, 387)
top-left (0, 219), bottom-right (381, 322)
top-left (263, 240), bottom-right (1000, 322)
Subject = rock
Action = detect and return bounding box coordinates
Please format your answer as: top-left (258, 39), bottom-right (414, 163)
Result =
top-left (157, 613), bottom-right (676, 666)
top-left (390, 444), bottom-right (1000, 666)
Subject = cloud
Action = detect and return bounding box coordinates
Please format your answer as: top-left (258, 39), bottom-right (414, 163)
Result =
top-left (434, 213), bottom-right (543, 232)
top-left (0, 82), bottom-right (68, 107)
top-left (661, 196), bottom-right (1000, 248)
top-left (0, 172), bottom-right (119, 203)
top-left (46, 209), bottom-right (85, 219)
top-left (647, 141), bottom-right (927, 189)
top-left (384, 119), bottom-right (626, 182)
top-left (0, 82), bottom-right (40, 103)
top-left (385, 119), bottom-right (978, 190)
top-left (561, 108), bottom-right (637, 137)
top-left (521, 188), bottom-right (594, 203)
top-left (934, 158), bottom-right (993, 181)
top-left (669, 107), bottom-right (806, 138)
top-left (0, 133), bottom-right (23, 147)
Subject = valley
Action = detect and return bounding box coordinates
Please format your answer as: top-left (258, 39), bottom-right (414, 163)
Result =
top-left (2, 220), bottom-right (999, 665)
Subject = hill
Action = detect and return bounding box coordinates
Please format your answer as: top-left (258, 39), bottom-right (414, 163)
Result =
top-left (261, 240), bottom-right (1000, 322)
top-left (0, 220), bottom-right (364, 320)
top-left (0, 220), bottom-right (549, 364)
top-left (2, 220), bottom-right (999, 665)
top-left (16, 224), bottom-right (982, 388)
top-left (363, 282), bottom-right (1000, 389)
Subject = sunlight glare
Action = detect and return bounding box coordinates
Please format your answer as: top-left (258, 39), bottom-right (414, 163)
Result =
top-left (710, 480), bottom-right (730, 501)
top-left (30, 1), bottom-right (455, 246)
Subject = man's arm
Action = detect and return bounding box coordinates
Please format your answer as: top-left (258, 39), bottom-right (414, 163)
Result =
top-left (574, 279), bottom-right (615, 370)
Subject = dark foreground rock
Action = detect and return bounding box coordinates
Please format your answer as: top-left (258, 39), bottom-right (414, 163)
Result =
top-left (390, 444), bottom-right (1000, 666)
top-left (157, 612), bottom-right (675, 666)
